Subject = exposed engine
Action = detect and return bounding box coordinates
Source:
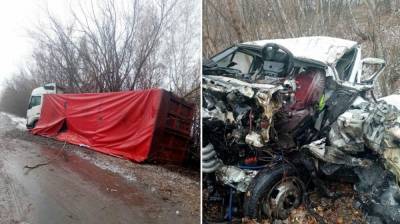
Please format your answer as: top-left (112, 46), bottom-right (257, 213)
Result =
top-left (202, 42), bottom-right (400, 223)
top-left (202, 66), bottom-right (328, 221)
top-left (303, 98), bottom-right (400, 224)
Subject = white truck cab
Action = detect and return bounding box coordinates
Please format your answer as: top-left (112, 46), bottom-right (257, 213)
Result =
top-left (26, 83), bottom-right (63, 129)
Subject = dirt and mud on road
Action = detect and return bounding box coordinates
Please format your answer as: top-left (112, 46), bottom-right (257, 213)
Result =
top-left (209, 183), bottom-right (366, 224)
top-left (269, 184), bottom-right (366, 224)
top-left (0, 113), bottom-right (200, 224)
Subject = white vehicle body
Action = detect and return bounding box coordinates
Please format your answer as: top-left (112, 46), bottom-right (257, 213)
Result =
top-left (26, 83), bottom-right (63, 128)
top-left (212, 36), bottom-right (385, 90)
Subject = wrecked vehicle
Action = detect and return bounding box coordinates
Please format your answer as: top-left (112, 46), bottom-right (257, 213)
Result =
top-left (202, 36), bottom-right (400, 223)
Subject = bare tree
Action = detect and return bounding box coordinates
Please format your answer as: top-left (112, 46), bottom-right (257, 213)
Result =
top-left (164, 0), bottom-right (201, 97)
top-left (27, 0), bottom-right (182, 93)
top-left (0, 69), bottom-right (37, 117)
top-left (1, 0), bottom-right (201, 118)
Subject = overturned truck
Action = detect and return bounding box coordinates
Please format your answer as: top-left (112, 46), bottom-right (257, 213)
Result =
top-left (202, 36), bottom-right (400, 223)
top-left (31, 89), bottom-right (195, 164)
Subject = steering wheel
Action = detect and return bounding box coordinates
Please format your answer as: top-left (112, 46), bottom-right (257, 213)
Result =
top-left (261, 43), bottom-right (294, 77)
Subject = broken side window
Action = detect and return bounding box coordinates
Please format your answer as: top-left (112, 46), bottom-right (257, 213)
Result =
top-left (335, 48), bottom-right (357, 81)
top-left (230, 51), bottom-right (254, 73)
top-left (216, 53), bottom-right (234, 67)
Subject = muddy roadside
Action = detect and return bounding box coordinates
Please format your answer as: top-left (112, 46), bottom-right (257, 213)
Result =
top-left (4, 128), bottom-right (200, 211)
top-left (0, 113), bottom-right (200, 224)
top-left (208, 182), bottom-right (366, 224)
top-left (277, 184), bottom-right (365, 224)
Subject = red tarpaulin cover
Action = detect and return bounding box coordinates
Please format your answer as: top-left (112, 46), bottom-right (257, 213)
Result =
top-left (32, 89), bottom-right (165, 162)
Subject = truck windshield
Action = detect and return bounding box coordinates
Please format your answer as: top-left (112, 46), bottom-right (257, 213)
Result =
top-left (29, 96), bottom-right (41, 109)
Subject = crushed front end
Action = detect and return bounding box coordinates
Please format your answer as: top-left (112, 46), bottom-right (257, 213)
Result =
top-left (202, 40), bottom-right (400, 223)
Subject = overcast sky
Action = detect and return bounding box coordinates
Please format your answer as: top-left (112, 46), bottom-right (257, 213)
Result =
top-left (0, 0), bottom-right (80, 89)
top-left (0, 0), bottom-right (201, 93)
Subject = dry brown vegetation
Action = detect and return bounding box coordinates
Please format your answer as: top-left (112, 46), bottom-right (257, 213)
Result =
top-left (203, 0), bottom-right (400, 96)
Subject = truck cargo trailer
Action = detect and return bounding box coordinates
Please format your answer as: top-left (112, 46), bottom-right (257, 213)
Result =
top-left (29, 88), bottom-right (194, 164)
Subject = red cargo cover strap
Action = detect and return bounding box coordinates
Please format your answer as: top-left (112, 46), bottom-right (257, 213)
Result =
top-left (32, 89), bottom-right (163, 162)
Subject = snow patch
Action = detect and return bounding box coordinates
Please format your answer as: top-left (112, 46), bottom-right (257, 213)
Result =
top-left (243, 36), bottom-right (357, 65)
top-left (72, 150), bottom-right (137, 183)
top-left (0, 112), bottom-right (26, 130)
top-left (380, 94), bottom-right (400, 110)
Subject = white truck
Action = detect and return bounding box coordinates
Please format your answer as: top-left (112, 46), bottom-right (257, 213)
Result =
top-left (26, 83), bottom-right (63, 129)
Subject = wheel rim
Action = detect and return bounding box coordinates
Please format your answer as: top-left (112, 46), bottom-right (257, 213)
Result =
top-left (260, 176), bottom-right (304, 219)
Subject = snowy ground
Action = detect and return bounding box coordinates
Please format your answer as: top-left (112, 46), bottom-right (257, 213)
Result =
top-left (380, 94), bottom-right (400, 110)
top-left (0, 112), bottom-right (26, 130)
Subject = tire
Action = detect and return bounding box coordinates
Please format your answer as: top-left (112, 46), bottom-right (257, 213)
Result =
top-left (243, 163), bottom-right (304, 220)
top-left (27, 120), bottom-right (38, 129)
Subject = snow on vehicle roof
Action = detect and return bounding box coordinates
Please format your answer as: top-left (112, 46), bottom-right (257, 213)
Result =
top-left (380, 94), bottom-right (400, 110)
top-left (241, 36), bottom-right (358, 66)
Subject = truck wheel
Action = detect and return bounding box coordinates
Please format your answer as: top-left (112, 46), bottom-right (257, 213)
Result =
top-left (27, 120), bottom-right (38, 129)
top-left (243, 163), bottom-right (304, 220)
